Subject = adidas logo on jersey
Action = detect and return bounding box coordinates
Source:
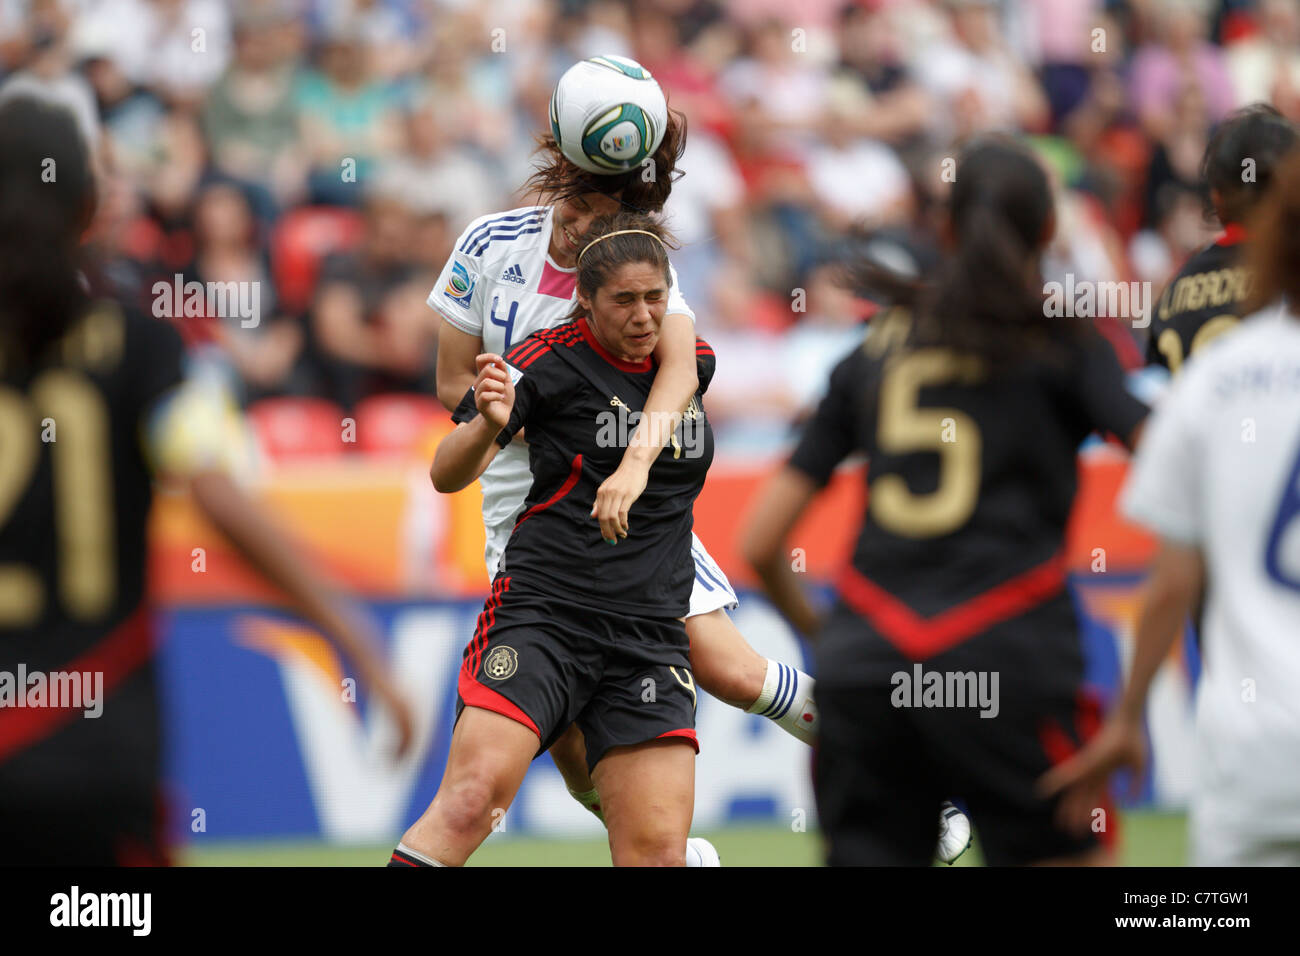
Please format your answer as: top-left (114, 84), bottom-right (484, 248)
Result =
top-left (502, 264), bottom-right (526, 284)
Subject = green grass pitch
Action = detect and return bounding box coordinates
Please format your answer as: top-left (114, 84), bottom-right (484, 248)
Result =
top-left (182, 810), bottom-right (1187, 866)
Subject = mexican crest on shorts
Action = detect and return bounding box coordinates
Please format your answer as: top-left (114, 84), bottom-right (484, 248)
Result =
top-left (484, 645), bottom-right (519, 680)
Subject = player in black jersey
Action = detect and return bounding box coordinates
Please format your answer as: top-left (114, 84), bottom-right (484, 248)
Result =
top-left (1147, 104), bottom-right (1297, 375)
top-left (0, 96), bottom-right (413, 865)
top-left (392, 215), bottom-right (709, 867)
top-left (741, 138), bottom-right (1149, 865)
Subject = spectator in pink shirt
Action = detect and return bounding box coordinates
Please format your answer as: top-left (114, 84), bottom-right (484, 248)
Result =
top-left (1129, 0), bottom-right (1235, 142)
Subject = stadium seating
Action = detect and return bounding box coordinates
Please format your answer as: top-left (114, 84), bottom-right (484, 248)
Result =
top-left (246, 397), bottom-right (350, 461)
top-left (270, 206), bottom-right (366, 315)
top-left (354, 394), bottom-right (455, 459)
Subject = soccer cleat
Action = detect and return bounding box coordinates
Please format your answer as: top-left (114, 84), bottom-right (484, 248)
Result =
top-left (685, 837), bottom-right (721, 867)
top-left (936, 801), bottom-right (972, 864)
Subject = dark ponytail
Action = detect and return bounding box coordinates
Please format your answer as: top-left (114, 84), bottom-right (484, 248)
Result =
top-left (0, 96), bottom-right (95, 366)
top-left (858, 137), bottom-right (1064, 367)
top-left (524, 107), bottom-right (687, 214)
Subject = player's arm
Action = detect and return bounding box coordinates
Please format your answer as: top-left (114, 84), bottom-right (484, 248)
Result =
top-left (1039, 372), bottom-right (1204, 826)
top-left (436, 319), bottom-right (483, 413)
top-left (740, 467), bottom-right (825, 637)
top-left (186, 469), bottom-right (415, 758)
top-left (431, 354), bottom-right (516, 492)
top-left (1038, 540), bottom-right (1202, 828)
top-left (142, 367), bottom-right (415, 759)
top-left (592, 310), bottom-right (697, 542)
top-left (742, 348), bottom-right (863, 638)
top-left (1076, 324), bottom-right (1150, 451)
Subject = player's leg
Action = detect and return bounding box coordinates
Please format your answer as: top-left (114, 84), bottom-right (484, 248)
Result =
top-left (932, 594), bottom-right (1110, 866)
top-left (686, 607), bottom-right (819, 742)
top-left (394, 706), bottom-right (537, 866)
top-left (814, 681), bottom-right (939, 865)
top-left (549, 722), bottom-right (604, 820)
top-left (592, 738), bottom-right (696, 866)
top-left (687, 534), bottom-right (819, 743)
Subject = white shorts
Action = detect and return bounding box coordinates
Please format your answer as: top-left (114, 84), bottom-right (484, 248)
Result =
top-left (484, 529), bottom-right (738, 619)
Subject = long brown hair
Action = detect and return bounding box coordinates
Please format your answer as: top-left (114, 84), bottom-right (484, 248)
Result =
top-left (523, 107), bottom-right (687, 214)
top-left (854, 136), bottom-right (1068, 368)
top-left (1243, 144), bottom-right (1300, 315)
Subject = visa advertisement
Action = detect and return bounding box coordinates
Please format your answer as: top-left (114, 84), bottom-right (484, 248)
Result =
top-left (152, 447), bottom-right (1196, 842)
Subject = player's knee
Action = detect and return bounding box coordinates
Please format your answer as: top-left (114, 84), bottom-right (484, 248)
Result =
top-left (611, 827), bottom-right (687, 867)
top-left (437, 772), bottom-right (500, 837)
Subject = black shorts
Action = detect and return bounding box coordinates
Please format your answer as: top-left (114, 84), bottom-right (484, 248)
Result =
top-left (813, 592), bottom-right (1111, 865)
top-left (456, 578), bottom-right (699, 772)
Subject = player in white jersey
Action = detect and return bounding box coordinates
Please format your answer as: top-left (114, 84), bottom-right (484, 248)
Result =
top-left (1042, 156), bottom-right (1300, 864)
top-left (428, 65), bottom-right (971, 863)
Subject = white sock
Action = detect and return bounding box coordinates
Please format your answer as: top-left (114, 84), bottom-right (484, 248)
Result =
top-left (746, 659), bottom-right (818, 744)
top-left (396, 842), bottom-right (447, 866)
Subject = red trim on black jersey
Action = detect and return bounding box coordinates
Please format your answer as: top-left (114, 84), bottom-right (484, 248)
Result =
top-left (578, 317), bottom-right (653, 373)
top-left (507, 324), bottom-right (583, 370)
top-left (656, 728), bottom-right (700, 753)
top-left (835, 553), bottom-right (1068, 660)
top-left (695, 336), bottom-right (714, 357)
top-left (1215, 222), bottom-right (1247, 247)
top-left (465, 576), bottom-right (510, 684)
top-left (0, 605), bottom-right (154, 764)
top-left (513, 454), bottom-right (583, 530)
top-left (458, 669), bottom-right (541, 738)
top-left (1039, 690), bottom-right (1117, 851)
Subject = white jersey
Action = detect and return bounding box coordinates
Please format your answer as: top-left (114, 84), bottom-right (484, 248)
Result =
top-left (1121, 303), bottom-right (1300, 862)
top-left (427, 205), bottom-right (735, 614)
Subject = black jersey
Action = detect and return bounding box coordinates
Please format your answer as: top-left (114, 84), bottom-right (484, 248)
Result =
top-left (453, 318), bottom-right (715, 617)
top-left (1147, 227), bottom-right (1250, 374)
top-left (788, 308), bottom-right (1148, 662)
top-left (0, 301), bottom-right (184, 800)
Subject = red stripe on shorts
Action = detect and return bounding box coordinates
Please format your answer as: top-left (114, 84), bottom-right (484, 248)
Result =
top-left (656, 728), bottom-right (700, 753)
top-left (458, 668), bottom-right (541, 738)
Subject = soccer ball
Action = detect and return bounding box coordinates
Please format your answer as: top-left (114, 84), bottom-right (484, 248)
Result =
top-left (549, 55), bottom-right (668, 174)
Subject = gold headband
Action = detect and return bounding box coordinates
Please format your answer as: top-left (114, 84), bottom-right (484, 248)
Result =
top-left (575, 229), bottom-right (665, 267)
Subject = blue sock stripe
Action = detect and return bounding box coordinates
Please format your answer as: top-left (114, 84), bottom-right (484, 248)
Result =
top-left (769, 665), bottom-right (798, 719)
top-left (760, 662), bottom-right (790, 718)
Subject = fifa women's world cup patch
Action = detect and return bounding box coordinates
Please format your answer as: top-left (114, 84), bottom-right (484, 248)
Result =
top-left (444, 260), bottom-right (477, 309)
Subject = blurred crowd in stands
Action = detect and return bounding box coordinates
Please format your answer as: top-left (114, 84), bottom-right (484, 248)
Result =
top-left (3, 0), bottom-right (1298, 457)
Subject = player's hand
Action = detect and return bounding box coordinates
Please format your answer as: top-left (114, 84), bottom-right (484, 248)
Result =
top-left (591, 458), bottom-right (649, 543)
top-left (1036, 713), bottom-right (1146, 835)
top-left (371, 677), bottom-right (416, 761)
top-left (473, 353), bottom-right (514, 430)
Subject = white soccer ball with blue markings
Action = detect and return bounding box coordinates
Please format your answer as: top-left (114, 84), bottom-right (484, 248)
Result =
top-left (549, 55), bottom-right (668, 175)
